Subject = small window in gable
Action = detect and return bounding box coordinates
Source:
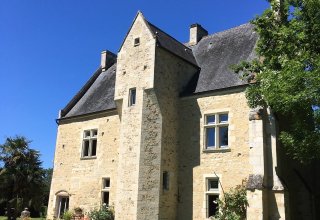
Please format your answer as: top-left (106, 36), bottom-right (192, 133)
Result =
top-left (134, 37), bottom-right (140, 46)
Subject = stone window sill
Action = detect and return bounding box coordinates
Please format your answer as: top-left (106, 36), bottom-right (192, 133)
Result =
top-left (80, 156), bottom-right (97, 160)
top-left (203, 148), bottom-right (231, 153)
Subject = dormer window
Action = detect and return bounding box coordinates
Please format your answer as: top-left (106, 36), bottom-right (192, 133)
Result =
top-left (134, 37), bottom-right (140, 46)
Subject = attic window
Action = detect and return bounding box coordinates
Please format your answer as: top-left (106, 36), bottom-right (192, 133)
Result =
top-left (134, 37), bottom-right (140, 46)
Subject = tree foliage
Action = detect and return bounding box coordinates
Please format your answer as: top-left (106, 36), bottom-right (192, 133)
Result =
top-left (0, 136), bottom-right (49, 217)
top-left (233, 0), bottom-right (320, 163)
top-left (211, 183), bottom-right (248, 220)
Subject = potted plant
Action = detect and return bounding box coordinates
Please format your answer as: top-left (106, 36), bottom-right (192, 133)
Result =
top-left (74, 207), bottom-right (83, 215)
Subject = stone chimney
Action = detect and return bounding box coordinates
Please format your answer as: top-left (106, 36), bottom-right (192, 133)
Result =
top-left (101, 50), bottom-right (117, 71)
top-left (189, 23), bottom-right (208, 46)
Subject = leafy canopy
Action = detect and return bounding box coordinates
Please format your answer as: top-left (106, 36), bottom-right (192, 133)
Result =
top-left (233, 0), bottom-right (320, 163)
top-left (0, 136), bottom-right (47, 215)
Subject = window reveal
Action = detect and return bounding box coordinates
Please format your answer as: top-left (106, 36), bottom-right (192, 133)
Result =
top-left (129, 88), bottom-right (136, 106)
top-left (206, 178), bottom-right (220, 218)
top-left (205, 113), bottom-right (229, 149)
top-left (82, 129), bottom-right (98, 158)
top-left (102, 178), bottom-right (110, 206)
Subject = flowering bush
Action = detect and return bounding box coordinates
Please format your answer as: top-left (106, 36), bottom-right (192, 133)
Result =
top-left (88, 205), bottom-right (114, 220)
top-left (211, 182), bottom-right (248, 220)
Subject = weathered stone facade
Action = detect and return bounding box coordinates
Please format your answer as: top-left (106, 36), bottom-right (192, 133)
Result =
top-left (48, 12), bottom-right (292, 220)
top-left (47, 112), bottom-right (120, 218)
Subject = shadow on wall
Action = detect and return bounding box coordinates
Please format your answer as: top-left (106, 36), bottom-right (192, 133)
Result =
top-left (275, 113), bottom-right (320, 220)
top-left (177, 99), bottom-right (201, 220)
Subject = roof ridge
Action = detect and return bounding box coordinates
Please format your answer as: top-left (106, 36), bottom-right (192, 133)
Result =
top-left (147, 21), bottom-right (192, 52)
top-left (202, 23), bottom-right (253, 40)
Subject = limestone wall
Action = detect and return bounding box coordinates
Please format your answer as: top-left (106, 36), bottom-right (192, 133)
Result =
top-left (177, 89), bottom-right (252, 220)
top-left (114, 12), bottom-right (158, 220)
top-left (47, 112), bottom-right (120, 219)
top-left (154, 48), bottom-right (197, 220)
top-left (114, 11), bottom-right (197, 219)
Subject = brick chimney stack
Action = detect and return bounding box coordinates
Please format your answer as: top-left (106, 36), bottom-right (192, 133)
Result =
top-left (189, 23), bottom-right (208, 46)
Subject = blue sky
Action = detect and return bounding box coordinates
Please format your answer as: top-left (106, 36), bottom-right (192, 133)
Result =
top-left (0, 0), bottom-right (269, 168)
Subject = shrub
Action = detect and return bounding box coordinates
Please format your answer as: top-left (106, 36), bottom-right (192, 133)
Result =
top-left (211, 182), bottom-right (248, 220)
top-left (62, 210), bottom-right (73, 220)
top-left (88, 205), bottom-right (114, 220)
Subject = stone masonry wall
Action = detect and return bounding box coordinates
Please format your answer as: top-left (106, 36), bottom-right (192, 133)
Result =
top-left (114, 12), bottom-right (197, 219)
top-left (154, 48), bottom-right (197, 220)
top-left (178, 89), bottom-right (253, 220)
top-left (114, 12), bottom-right (157, 220)
top-left (47, 112), bottom-right (120, 219)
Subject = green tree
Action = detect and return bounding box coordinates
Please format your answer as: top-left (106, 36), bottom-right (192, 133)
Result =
top-left (42, 168), bottom-right (53, 210)
top-left (233, 0), bottom-right (320, 163)
top-left (0, 136), bottom-right (46, 218)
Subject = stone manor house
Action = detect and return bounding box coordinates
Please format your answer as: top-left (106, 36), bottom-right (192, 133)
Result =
top-left (48, 12), bottom-right (319, 220)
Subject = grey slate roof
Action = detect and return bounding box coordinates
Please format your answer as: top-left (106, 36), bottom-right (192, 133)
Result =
top-left (147, 21), bottom-right (198, 66)
top-left (59, 21), bottom-right (258, 119)
top-left (191, 23), bottom-right (258, 93)
top-left (62, 63), bottom-right (117, 118)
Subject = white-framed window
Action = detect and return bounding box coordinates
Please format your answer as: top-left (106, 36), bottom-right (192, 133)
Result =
top-left (56, 196), bottom-right (69, 218)
top-left (81, 129), bottom-right (98, 158)
top-left (204, 113), bottom-right (229, 149)
top-left (162, 171), bottom-right (169, 191)
top-left (129, 88), bottom-right (136, 106)
top-left (205, 177), bottom-right (220, 218)
top-left (102, 177), bottom-right (110, 206)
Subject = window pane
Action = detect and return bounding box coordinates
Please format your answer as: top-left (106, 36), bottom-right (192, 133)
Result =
top-left (206, 115), bottom-right (215, 124)
top-left (104, 178), bottom-right (110, 188)
top-left (102, 192), bottom-right (109, 206)
top-left (92, 130), bottom-right (98, 137)
top-left (129, 89), bottom-right (136, 106)
top-left (163, 171), bottom-right (169, 190)
top-left (134, 38), bottom-right (140, 46)
top-left (206, 127), bottom-right (215, 148)
top-left (83, 141), bottom-right (89, 157)
top-left (91, 140), bottom-right (97, 156)
top-left (208, 179), bottom-right (219, 190)
top-left (219, 114), bottom-right (228, 123)
top-left (84, 131), bottom-right (90, 138)
top-left (219, 126), bottom-right (228, 147)
top-left (208, 194), bottom-right (219, 217)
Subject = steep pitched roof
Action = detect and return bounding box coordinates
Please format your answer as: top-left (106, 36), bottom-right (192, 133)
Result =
top-left (191, 23), bottom-right (258, 93)
top-left (61, 63), bottom-right (117, 119)
top-left (147, 21), bottom-right (198, 66)
top-left (59, 19), bottom-right (258, 119)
